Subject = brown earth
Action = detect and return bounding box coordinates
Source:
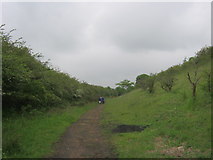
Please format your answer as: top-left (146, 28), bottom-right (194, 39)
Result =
top-left (49, 105), bottom-right (117, 158)
top-left (148, 137), bottom-right (203, 158)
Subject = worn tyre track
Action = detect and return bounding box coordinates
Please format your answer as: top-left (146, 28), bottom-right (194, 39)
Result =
top-left (50, 105), bottom-right (116, 158)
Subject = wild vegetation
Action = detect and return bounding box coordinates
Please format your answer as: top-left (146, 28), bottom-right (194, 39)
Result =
top-left (102, 46), bottom-right (212, 158)
top-left (2, 25), bottom-right (212, 158)
top-left (1, 26), bottom-right (119, 158)
top-left (1, 25), bottom-right (118, 116)
top-left (115, 79), bottom-right (135, 96)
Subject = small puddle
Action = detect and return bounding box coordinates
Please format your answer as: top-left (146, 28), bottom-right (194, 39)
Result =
top-left (112, 124), bottom-right (150, 133)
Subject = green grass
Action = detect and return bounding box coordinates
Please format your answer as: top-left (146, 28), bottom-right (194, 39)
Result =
top-left (3, 102), bottom-right (97, 158)
top-left (102, 58), bottom-right (211, 158)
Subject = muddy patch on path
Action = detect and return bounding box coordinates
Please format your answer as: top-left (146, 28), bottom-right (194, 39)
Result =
top-left (112, 124), bottom-right (150, 133)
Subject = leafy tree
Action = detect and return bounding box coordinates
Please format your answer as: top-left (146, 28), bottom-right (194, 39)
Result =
top-left (135, 74), bottom-right (149, 89)
top-left (146, 74), bottom-right (156, 93)
top-left (116, 79), bottom-right (134, 90)
top-left (136, 73), bottom-right (156, 93)
top-left (158, 69), bottom-right (175, 92)
top-left (115, 86), bottom-right (126, 96)
top-left (115, 79), bottom-right (134, 95)
top-left (159, 77), bottom-right (174, 92)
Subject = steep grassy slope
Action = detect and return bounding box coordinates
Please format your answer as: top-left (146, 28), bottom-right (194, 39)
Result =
top-left (102, 49), bottom-right (211, 158)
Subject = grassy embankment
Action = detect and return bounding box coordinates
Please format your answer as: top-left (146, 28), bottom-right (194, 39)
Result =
top-left (3, 102), bottom-right (97, 158)
top-left (102, 51), bottom-right (211, 158)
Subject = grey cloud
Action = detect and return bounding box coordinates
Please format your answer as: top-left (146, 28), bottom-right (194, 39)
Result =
top-left (3, 3), bottom-right (102, 54)
top-left (2, 2), bottom-right (211, 87)
top-left (94, 3), bottom-right (210, 52)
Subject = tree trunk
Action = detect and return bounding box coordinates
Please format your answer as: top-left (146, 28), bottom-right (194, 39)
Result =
top-left (192, 84), bottom-right (196, 97)
top-left (207, 74), bottom-right (211, 92)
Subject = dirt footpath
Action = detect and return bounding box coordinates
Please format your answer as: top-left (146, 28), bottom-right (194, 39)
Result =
top-left (50, 105), bottom-right (116, 158)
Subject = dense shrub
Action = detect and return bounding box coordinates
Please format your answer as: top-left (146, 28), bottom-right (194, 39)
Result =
top-left (1, 26), bottom-right (117, 115)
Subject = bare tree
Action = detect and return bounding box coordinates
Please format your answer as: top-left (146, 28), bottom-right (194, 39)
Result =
top-left (187, 71), bottom-right (201, 98)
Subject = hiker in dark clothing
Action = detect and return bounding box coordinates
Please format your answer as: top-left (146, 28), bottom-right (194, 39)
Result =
top-left (101, 97), bottom-right (105, 104)
top-left (98, 97), bottom-right (102, 104)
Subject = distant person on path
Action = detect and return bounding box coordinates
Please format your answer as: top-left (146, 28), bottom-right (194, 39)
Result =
top-left (101, 97), bottom-right (105, 104)
top-left (98, 97), bottom-right (102, 104)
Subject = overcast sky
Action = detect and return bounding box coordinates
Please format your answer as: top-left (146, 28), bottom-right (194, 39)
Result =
top-left (2, 2), bottom-right (211, 88)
